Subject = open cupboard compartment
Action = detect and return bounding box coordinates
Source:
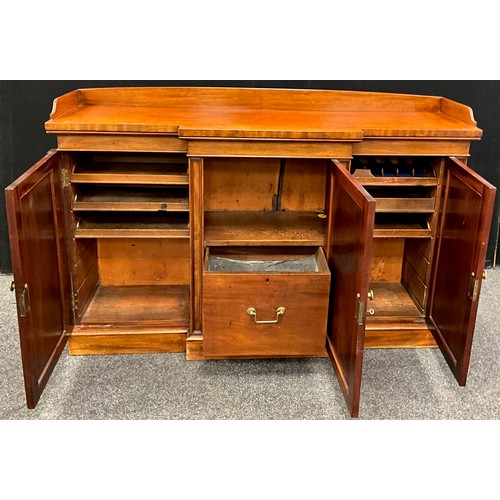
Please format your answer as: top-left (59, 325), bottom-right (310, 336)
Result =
top-left (71, 237), bottom-right (191, 327)
top-left (351, 156), bottom-right (444, 348)
top-left (65, 151), bottom-right (192, 353)
top-left (203, 157), bottom-right (329, 247)
top-left (201, 157), bottom-right (331, 357)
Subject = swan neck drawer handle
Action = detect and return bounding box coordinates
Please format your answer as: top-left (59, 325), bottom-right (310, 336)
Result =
top-left (247, 307), bottom-right (286, 324)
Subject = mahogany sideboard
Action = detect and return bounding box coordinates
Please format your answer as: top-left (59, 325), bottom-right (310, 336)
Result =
top-left (5, 87), bottom-right (497, 417)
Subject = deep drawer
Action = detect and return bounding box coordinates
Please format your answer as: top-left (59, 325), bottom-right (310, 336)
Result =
top-left (202, 247), bottom-right (331, 357)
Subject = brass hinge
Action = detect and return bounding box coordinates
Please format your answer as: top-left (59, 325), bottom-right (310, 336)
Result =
top-left (18, 284), bottom-right (31, 317)
top-left (468, 273), bottom-right (480, 302)
top-left (71, 292), bottom-right (79, 311)
top-left (61, 168), bottom-right (70, 188)
top-left (355, 293), bottom-right (365, 326)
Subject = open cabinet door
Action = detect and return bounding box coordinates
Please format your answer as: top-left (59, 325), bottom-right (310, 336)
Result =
top-left (326, 160), bottom-right (376, 417)
top-left (5, 150), bottom-right (72, 408)
top-left (428, 157), bottom-right (496, 386)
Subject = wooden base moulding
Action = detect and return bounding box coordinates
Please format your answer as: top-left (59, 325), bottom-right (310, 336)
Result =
top-left (69, 328), bottom-right (187, 355)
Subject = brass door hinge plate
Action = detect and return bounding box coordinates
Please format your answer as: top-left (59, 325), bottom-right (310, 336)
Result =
top-left (71, 292), bottom-right (78, 311)
top-left (355, 293), bottom-right (365, 326)
top-left (468, 273), bottom-right (479, 302)
top-left (61, 169), bottom-right (70, 188)
top-left (18, 284), bottom-right (31, 317)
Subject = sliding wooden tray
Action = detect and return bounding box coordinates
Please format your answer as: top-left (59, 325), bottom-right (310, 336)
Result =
top-left (75, 213), bottom-right (190, 238)
top-left (73, 187), bottom-right (189, 212)
top-left (353, 169), bottom-right (438, 187)
top-left (373, 213), bottom-right (432, 238)
top-left (71, 161), bottom-right (189, 186)
top-left (374, 197), bottom-right (436, 213)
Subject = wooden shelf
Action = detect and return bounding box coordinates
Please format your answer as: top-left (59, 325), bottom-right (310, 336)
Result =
top-left (73, 187), bottom-right (189, 212)
top-left (80, 285), bottom-right (190, 326)
top-left (375, 197), bottom-right (435, 213)
top-left (353, 169), bottom-right (438, 187)
top-left (351, 158), bottom-right (438, 187)
top-left (373, 213), bottom-right (431, 238)
top-left (71, 162), bottom-right (189, 185)
top-left (204, 211), bottom-right (327, 246)
top-left (75, 213), bottom-right (189, 238)
top-left (367, 282), bottom-right (423, 318)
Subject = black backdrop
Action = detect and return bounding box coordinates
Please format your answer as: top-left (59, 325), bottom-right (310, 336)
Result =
top-left (1, 80), bottom-right (499, 273)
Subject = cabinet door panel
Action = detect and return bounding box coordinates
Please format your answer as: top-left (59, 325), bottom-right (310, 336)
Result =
top-left (5, 150), bottom-right (71, 408)
top-left (428, 157), bottom-right (496, 385)
top-left (326, 160), bottom-right (375, 417)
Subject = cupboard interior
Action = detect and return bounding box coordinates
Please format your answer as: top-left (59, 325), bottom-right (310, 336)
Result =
top-left (202, 155), bottom-right (441, 348)
top-left (356, 156), bottom-right (443, 348)
top-left (67, 153), bottom-right (443, 344)
top-left (203, 157), bottom-right (329, 246)
top-left (71, 237), bottom-right (190, 327)
top-left (66, 152), bottom-right (191, 329)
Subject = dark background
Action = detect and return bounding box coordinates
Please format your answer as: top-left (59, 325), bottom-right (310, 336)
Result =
top-left (1, 80), bottom-right (499, 273)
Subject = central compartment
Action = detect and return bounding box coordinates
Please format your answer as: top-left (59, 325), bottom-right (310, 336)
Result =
top-left (201, 157), bottom-right (331, 357)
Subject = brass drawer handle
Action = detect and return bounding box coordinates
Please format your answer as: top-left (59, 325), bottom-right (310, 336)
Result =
top-left (247, 306), bottom-right (286, 324)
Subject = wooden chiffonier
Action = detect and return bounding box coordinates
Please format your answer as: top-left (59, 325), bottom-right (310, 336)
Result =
top-left (6, 87), bottom-right (497, 417)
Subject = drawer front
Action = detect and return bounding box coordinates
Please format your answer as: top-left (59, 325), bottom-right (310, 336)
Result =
top-left (203, 272), bottom-right (330, 357)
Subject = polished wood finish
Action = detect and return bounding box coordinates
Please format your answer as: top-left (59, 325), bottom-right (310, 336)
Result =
top-left (57, 134), bottom-right (187, 152)
top-left (69, 327), bottom-right (187, 355)
top-left (352, 140), bottom-right (472, 157)
top-left (326, 160), bottom-right (375, 417)
top-left (5, 150), bottom-right (72, 408)
top-left (428, 158), bottom-right (496, 385)
top-left (203, 248), bottom-right (330, 357)
top-left (7, 87), bottom-right (495, 415)
top-left (189, 157), bottom-right (204, 334)
top-left (46, 88), bottom-right (481, 139)
top-left (185, 333), bottom-right (204, 360)
top-left (187, 140), bottom-right (353, 159)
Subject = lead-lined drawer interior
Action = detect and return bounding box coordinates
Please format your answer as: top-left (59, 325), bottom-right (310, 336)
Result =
top-left (204, 247), bottom-right (330, 274)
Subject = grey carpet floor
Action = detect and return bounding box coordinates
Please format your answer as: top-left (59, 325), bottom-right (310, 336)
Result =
top-left (1, 270), bottom-right (499, 420)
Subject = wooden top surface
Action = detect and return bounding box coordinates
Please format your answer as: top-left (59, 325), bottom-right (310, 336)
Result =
top-left (45, 87), bottom-right (482, 140)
